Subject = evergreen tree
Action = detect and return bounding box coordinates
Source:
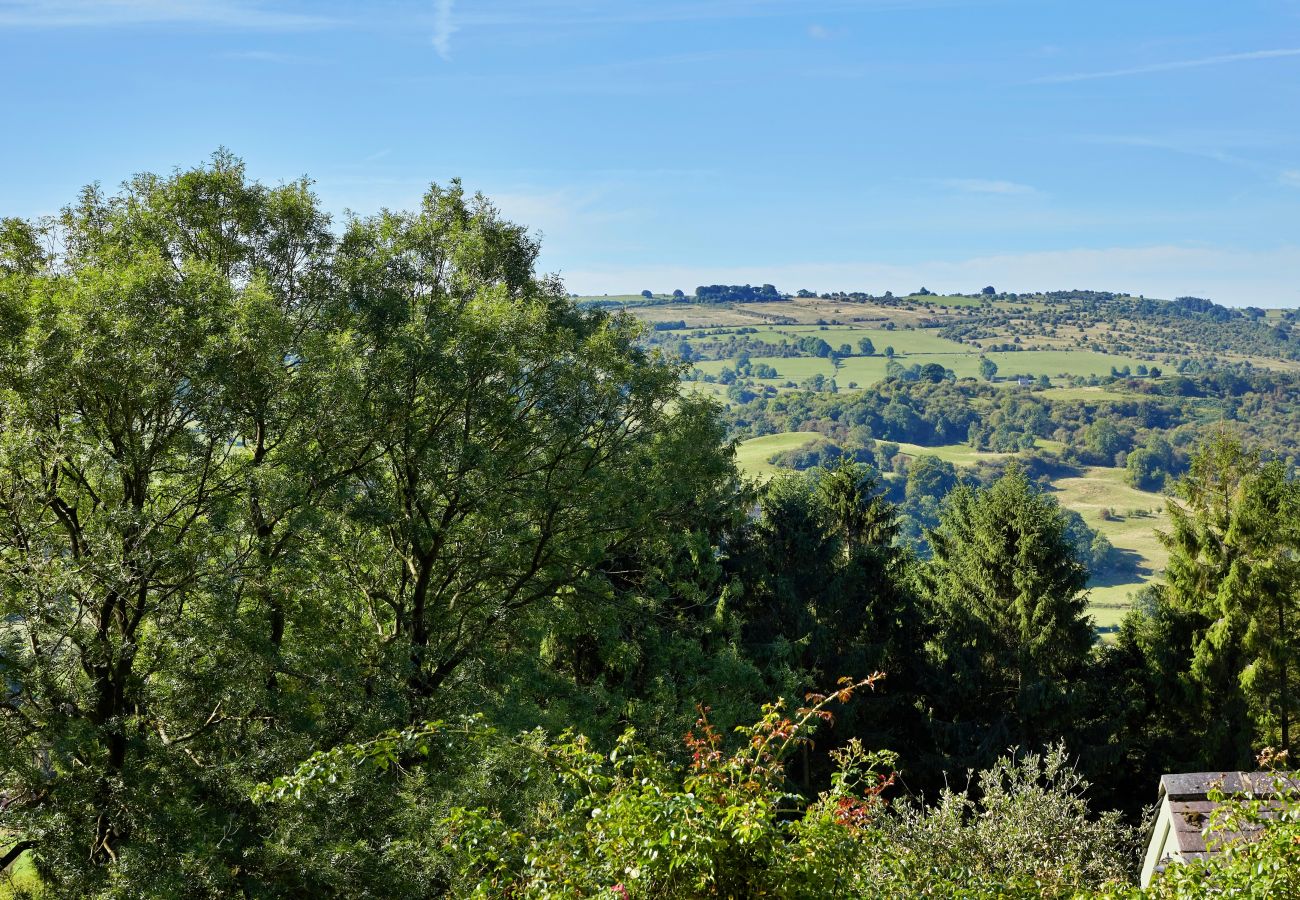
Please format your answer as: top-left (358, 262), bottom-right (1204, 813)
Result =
top-left (725, 466), bottom-right (929, 779)
top-left (1161, 431), bottom-right (1300, 762)
top-left (923, 467), bottom-right (1092, 765)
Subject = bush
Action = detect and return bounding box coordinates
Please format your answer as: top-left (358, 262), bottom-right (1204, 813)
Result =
top-left (257, 690), bottom-right (1137, 899)
top-left (866, 744), bottom-right (1138, 896)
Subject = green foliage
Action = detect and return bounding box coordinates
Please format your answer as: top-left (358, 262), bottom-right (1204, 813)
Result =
top-left (924, 468), bottom-right (1094, 763)
top-left (264, 678), bottom-right (893, 898)
top-left (722, 466), bottom-right (931, 777)
top-left (0, 153), bottom-right (746, 896)
top-left (867, 744), bottom-right (1137, 896)
top-left (257, 693), bottom-right (1141, 899)
top-left (1159, 431), bottom-right (1300, 762)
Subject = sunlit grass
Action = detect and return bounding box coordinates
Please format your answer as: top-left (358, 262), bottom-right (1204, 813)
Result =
top-left (734, 432), bottom-right (823, 480)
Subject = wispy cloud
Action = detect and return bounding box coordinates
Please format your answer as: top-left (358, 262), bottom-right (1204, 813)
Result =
top-left (1282, 170), bottom-right (1300, 188)
top-left (1079, 134), bottom-right (1259, 169)
top-left (432, 0), bottom-right (456, 60)
top-left (0, 0), bottom-right (337, 29)
top-left (1033, 47), bottom-right (1300, 84)
top-left (940, 178), bottom-right (1038, 196)
top-left (808, 23), bottom-right (832, 40)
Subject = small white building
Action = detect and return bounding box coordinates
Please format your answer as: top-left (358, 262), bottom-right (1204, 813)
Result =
top-left (1140, 770), bottom-right (1295, 887)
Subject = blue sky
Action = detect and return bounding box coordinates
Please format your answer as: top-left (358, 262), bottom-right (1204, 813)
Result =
top-left (2, 0), bottom-right (1299, 304)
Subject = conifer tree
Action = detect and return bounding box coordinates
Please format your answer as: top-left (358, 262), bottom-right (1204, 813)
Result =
top-left (1161, 431), bottom-right (1300, 761)
top-left (924, 466), bottom-right (1092, 762)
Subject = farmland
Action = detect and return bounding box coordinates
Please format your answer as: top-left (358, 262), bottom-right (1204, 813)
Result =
top-left (733, 431), bottom-right (824, 479)
top-left (626, 290), bottom-right (1297, 634)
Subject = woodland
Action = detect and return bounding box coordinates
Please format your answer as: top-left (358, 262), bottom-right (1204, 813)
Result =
top-left (1, 154), bottom-right (1298, 898)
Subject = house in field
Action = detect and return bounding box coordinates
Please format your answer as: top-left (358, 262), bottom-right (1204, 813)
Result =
top-left (1140, 770), bottom-right (1298, 886)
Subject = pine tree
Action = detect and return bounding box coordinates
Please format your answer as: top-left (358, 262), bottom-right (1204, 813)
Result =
top-left (1161, 431), bottom-right (1300, 761)
top-left (818, 458), bottom-right (900, 553)
top-left (924, 466), bottom-right (1092, 761)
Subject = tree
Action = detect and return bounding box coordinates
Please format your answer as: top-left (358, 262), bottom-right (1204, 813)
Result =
top-left (640, 288), bottom-right (653, 298)
top-left (672, 288), bottom-right (685, 298)
top-left (724, 465), bottom-right (928, 775)
top-left (1160, 432), bottom-right (1300, 760)
top-left (858, 337), bottom-right (875, 356)
top-left (981, 285), bottom-right (996, 296)
top-left (979, 356), bottom-right (998, 382)
top-left (1083, 419), bottom-right (1124, 461)
top-left (905, 456), bottom-right (959, 503)
top-left (0, 152), bottom-right (369, 892)
top-left (923, 468), bottom-right (1093, 762)
top-left (919, 362), bottom-right (948, 383)
top-left (819, 460), bottom-right (899, 551)
top-left (0, 153), bottom-right (746, 895)
top-left (1125, 447), bottom-right (1165, 491)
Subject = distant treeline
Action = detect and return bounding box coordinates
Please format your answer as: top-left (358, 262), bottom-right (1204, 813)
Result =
top-left (694, 283), bottom-right (786, 303)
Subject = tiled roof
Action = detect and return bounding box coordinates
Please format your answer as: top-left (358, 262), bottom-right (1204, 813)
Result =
top-left (1156, 771), bottom-right (1296, 855)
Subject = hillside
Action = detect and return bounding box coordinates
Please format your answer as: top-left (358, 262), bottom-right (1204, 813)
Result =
top-left (614, 289), bottom-right (1300, 630)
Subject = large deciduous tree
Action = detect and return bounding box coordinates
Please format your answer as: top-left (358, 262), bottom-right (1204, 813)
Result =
top-left (0, 153), bottom-right (743, 896)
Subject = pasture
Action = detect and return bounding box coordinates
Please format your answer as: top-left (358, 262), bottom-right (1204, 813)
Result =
top-left (692, 342), bottom-right (1149, 395)
top-left (733, 431), bottom-right (822, 479)
top-left (890, 441), bottom-right (1018, 466)
top-left (650, 297), bottom-right (1158, 400)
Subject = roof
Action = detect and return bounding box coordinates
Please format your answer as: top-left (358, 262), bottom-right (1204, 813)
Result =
top-left (1155, 771), bottom-right (1298, 858)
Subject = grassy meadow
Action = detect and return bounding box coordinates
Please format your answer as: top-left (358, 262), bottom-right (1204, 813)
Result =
top-left (673, 310), bottom-right (1152, 399)
top-left (733, 431), bottom-right (823, 479)
top-left (0, 852), bottom-right (40, 899)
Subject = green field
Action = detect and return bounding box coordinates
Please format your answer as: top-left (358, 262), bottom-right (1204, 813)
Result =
top-left (645, 297), bottom-right (1171, 400)
top-left (983, 349), bottom-right (1148, 379)
top-left (1050, 466), bottom-right (1169, 625)
top-left (694, 344), bottom-right (1148, 393)
top-left (900, 294), bottom-right (988, 307)
top-left (0, 851), bottom-right (40, 899)
top-left (734, 432), bottom-right (822, 480)
top-left (1037, 385), bottom-right (1132, 402)
top-left (891, 441), bottom-right (1019, 466)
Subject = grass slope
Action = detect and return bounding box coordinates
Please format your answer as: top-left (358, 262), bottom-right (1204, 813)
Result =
top-left (1049, 467), bottom-right (1169, 628)
top-left (734, 432), bottom-right (822, 481)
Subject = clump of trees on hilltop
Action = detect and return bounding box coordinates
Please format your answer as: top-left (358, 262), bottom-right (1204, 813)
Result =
top-left (694, 282), bottom-right (785, 303)
top-left (1, 153), bottom-right (1298, 898)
